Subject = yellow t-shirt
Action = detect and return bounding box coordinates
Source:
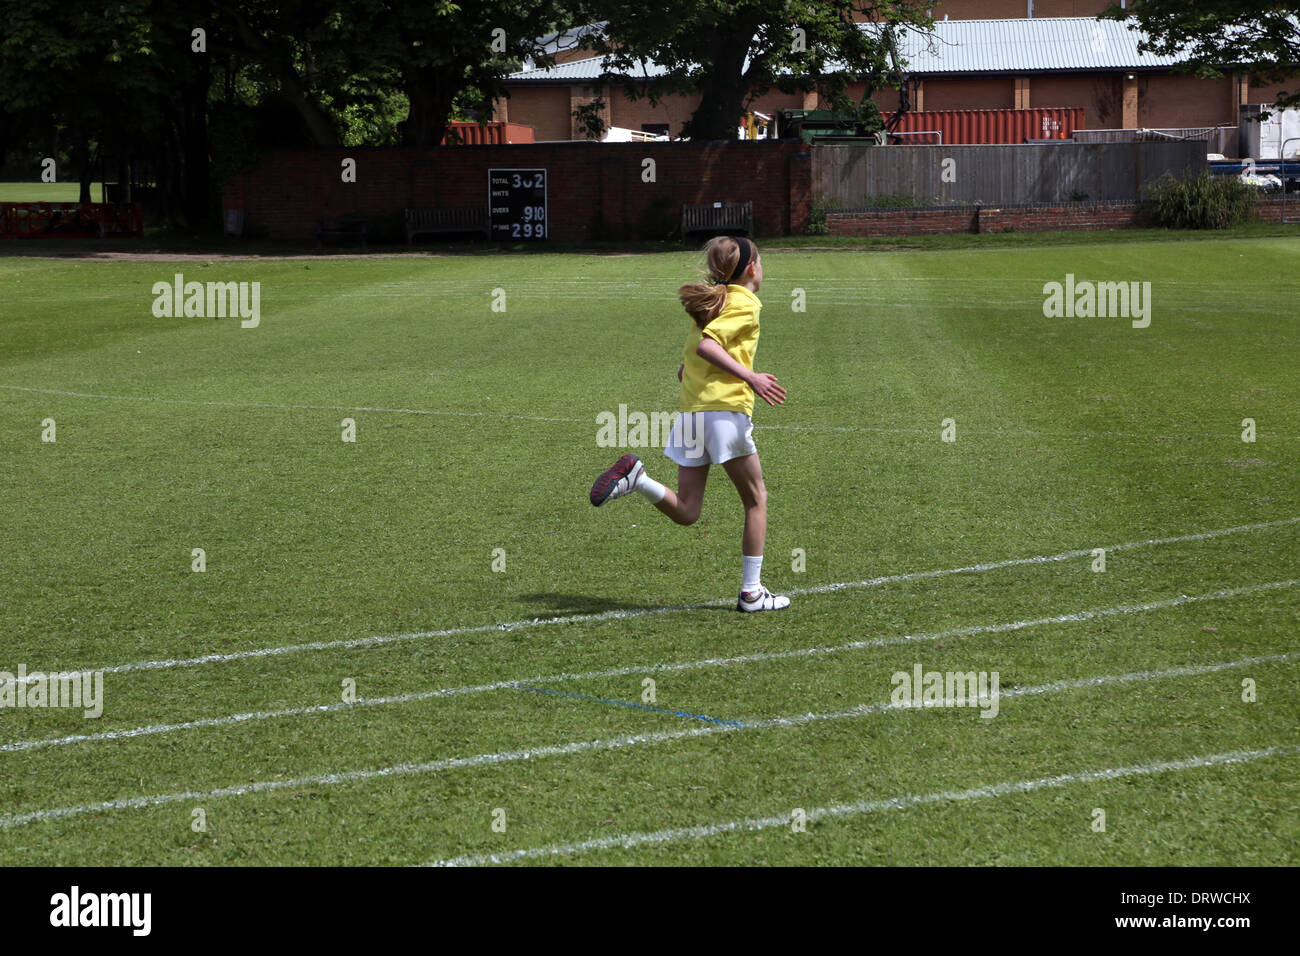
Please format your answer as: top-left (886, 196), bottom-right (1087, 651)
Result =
top-left (680, 285), bottom-right (761, 417)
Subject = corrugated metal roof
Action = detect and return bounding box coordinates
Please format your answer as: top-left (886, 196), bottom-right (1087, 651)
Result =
top-left (509, 17), bottom-right (1187, 82)
top-left (524, 21), bottom-right (608, 69)
top-left (511, 53), bottom-right (667, 81)
top-left (886, 17), bottom-right (1183, 73)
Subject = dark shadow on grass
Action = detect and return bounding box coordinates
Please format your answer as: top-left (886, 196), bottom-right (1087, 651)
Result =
top-left (516, 592), bottom-right (727, 618)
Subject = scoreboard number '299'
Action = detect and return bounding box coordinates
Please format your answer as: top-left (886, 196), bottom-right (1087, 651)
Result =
top-left (489, 169), bottom-right (547, 240)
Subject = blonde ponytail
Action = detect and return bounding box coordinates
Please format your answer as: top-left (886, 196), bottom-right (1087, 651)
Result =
top-left (677, 236), bottom-right (755, 328)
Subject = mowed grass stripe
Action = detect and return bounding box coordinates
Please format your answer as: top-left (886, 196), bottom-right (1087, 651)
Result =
top-left (427, 744), bottom-right (1300, 867)
top-left (0, 520), bottom-right (1294, 688)
top-left (2, 580), bottom-right (1293, 754)
top-left (2, 239), bottom-right (1296, 863)
top-left (1, 653), bottom-right (1292, 831)
top-left (5, 382), bottom-right (1293, 441)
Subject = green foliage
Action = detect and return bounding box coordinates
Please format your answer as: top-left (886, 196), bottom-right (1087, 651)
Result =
top-left (1143, 168), bottom-right (1259, 229)
top-left (568, 1), bottom-right (933, 141)
top-left (339, 90), bottom-right (409, 147)
top-left (859, 191), bottom-right (916, 208)
top-left (572, 100), bottom-right (607, 140)
top-left (208, 106), bottom-right (262, 190)
top-left (342, 0), bottom-right (569, 145)
top-left (804, 198), bottom-right (832, 234)
top-left (1, 0), bottom-right (570, 225)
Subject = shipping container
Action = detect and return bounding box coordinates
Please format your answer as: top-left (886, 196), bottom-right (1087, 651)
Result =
top-left (442, 121), bottom-right (536, 145)
top-left (881, 108), bottom-right (1085, 145)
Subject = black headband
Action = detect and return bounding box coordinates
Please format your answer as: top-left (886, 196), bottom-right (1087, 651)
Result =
top-left (716, 238), bottom-right (751, 285)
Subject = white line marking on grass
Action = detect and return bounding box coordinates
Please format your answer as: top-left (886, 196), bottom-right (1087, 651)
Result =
top-left (0, 654), bottom-right (1293, 829)
top-left (1, 515), bottom-right (1295, 689)
top-left (426, 744), bottom-right (1300, 866)
top-left (3, 637), bottom-right (1292, 755)
top-left (2, 655), bottom-right (1289, 832)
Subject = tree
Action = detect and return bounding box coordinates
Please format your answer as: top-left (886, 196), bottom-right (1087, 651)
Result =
top-left (0, 0), bottom-right (212, 219)
top-left (211, 0), bottom-right (351, 146)
top-left (565, 1), bottom-right (933, 141)
top-left (0, 0), bottom-right (580, 232)
top-left (1103, 1), bottom-right (1299, 111)
top-left (337, 0), bottom-right (569, 147)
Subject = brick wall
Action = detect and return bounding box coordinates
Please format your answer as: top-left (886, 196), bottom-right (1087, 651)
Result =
top-left (501, 87), bottom-right (570, 141)
top-left (828, 205), bottom-right (982, 236)
top-left (221, 141), bottom-right (812, 242)
top-left (1031, 74), bottom-right (1123, 130)
top-left (929, 0), bottom-right (1029, 18)
top-left (929, 0), bottom-right (1115, 17)
top-left (921, 77), bottom-right (1019, 111)
top-left (1138, 74), bottom-right (1232, 129)
top-left (828, 196), bottom-right (1294, 236)
top-left (1256, 196), bottom-right (1292, 222)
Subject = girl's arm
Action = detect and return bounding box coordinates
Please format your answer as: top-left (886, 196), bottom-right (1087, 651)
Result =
top-left (696, 337), bottom-right (787, 406)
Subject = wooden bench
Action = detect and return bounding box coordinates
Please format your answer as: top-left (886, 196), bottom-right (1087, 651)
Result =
top-left (681, 201), bottom-right (754, 239)
top-left (405, 206), bottom-right (490, 243)
top-left (315, 218), bottom-right (367, 249)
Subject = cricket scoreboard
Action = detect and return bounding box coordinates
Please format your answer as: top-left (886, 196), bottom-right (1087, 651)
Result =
top-left (488, 168), bottom-right (547, 240)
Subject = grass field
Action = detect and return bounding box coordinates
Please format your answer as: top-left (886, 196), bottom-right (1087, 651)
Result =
top-left (0, 234), bottom-right (1296, 866)
top-left (0, 182), bottom-right (105, 203)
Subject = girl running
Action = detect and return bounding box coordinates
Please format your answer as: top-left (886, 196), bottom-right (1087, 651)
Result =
top-left (589, 236), bottom-right (790, 612)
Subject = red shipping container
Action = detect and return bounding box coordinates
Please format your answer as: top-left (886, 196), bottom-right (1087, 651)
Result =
top-left (879, 108), bottom-right (1085, 145)
top-left (443, 121), bottom-right (536, 145)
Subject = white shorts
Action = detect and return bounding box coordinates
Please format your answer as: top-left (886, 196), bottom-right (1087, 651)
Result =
top-left (663, 411), bottom-right (758, 467)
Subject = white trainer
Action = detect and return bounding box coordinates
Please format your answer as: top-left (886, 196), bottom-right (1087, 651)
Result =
top-left (737, 586), bottom-right (791, 612)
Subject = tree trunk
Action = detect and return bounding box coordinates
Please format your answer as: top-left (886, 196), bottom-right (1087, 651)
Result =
top-left (159, 106), bottom-right (185, 230)
top-left (179, 54), bottom-right (213, 229)
top-left (402, 64), bottom-right (459, 147)
top-left (682, 27), bottom-right (755, 141)
top-left (72, 135), bottom-right (93, 204)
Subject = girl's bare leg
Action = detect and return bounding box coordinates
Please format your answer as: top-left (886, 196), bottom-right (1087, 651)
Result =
top-left (654, 464), bottom-right (709, 526)
top-left (721, 454), bottom-right (766, 556)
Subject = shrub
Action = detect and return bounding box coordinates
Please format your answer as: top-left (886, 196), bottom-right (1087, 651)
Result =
top-left (859, 191), bottom-right (917, 208)
top-left (804, 198), bottom-right (833, 235)
top-left (1143, 169), bottom-right (1258, 229)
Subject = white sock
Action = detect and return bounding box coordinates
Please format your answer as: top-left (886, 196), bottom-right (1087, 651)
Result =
top-left (742, 554), bottom-right (763, 592)
top-left (635, 472), bottom-right (667, 504)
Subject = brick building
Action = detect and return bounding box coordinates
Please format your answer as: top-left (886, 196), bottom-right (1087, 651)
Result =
top-left (494, 2), bottom-right (1292, 141)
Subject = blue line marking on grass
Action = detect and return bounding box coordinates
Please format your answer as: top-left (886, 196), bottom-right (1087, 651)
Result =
top-left (512, 684), bottom-right (749, 728)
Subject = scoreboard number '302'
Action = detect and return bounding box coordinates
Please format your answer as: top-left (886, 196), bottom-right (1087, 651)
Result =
top-left (489, 168), bottom-right (548, 240)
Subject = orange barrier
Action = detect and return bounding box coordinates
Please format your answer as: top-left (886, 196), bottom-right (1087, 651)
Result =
top-left (442, 121), bottom-right (536, 145)
top-left (0, 202), bottom-right (144, 238)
